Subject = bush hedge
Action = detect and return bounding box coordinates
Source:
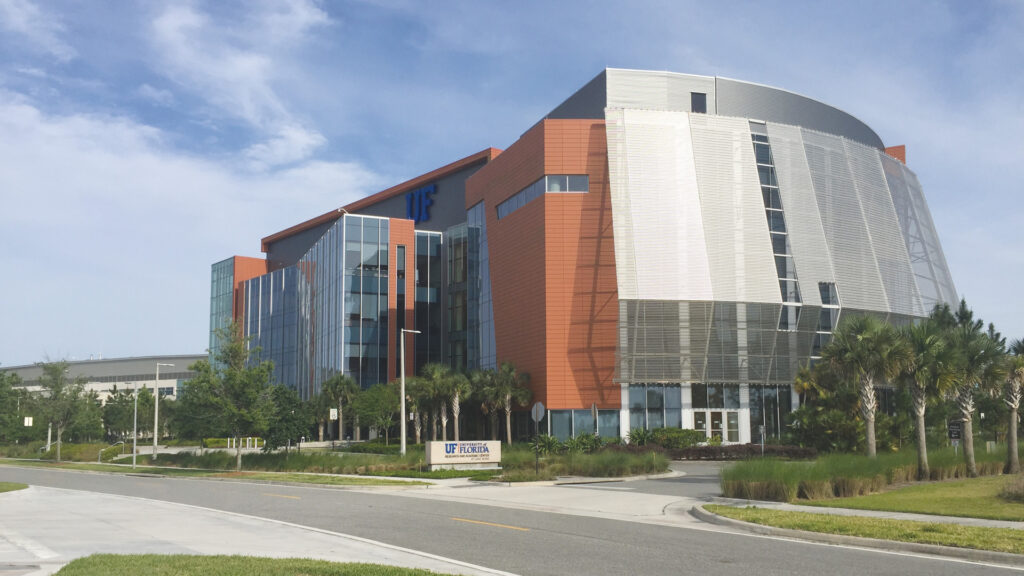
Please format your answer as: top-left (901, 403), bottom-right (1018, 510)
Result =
top-left (650, 428), bottom-right (705, 450)
top-left (722, 446), bottom-right (1017, 502)
top-left (678, 443), bottom-right (816, 461)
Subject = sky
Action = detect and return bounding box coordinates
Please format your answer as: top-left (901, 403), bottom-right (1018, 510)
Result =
top-left (1, 1), bottom-right (1022, 367)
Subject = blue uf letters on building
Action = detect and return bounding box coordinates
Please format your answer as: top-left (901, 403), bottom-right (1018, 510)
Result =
top-left (405, 184), bottom-right (436, 223)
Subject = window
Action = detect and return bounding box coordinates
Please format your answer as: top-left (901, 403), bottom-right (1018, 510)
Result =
top-left (496, 175), bottom-right (589, 220)
top-left (819, 282), bottom-right (839, 306)
top-left (691, 92), bottom-right (707, 114)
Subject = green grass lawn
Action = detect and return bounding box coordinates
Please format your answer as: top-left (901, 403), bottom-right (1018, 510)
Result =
top-left (805, 475), bottom-right (1024, 521)
top-left (706, 505), bottom-right (1024, 554)
top-left (0, 459), bottom-right (426, 487)
top-left (0, 481), bottom-right (28, 493)
top-left (55, 555), bottom-right (442, 575)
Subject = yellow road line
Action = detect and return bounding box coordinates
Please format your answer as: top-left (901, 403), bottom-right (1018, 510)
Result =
top-left (451, 517), bottom-right (529, 532)
top-left (262, 493), bottom-right (301, 500)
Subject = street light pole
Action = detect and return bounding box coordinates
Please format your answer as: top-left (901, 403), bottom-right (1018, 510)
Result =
top-left (400, 329), bottom-right (420, 456)
top-left (132, 382), bottom-right (138, 469)
top-left (153, 363), bottom-right (174, 460)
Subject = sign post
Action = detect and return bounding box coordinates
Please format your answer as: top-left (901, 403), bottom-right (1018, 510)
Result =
top-left (531, 402), bottom-right (545, 475)
top-left (948, 420), bottom-right (962, 456)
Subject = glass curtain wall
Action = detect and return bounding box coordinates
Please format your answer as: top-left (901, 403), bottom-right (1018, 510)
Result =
top-left (445, 224), bottom-right (470, 371)
top-left (209, 258), bottom-right (235, 362)
top-left (344, 216), bottom-right (389, 389)
top-left (415, 231), bottom-right (443, 373)
top-left (467, 202), bottom-right (496, 370)
top-left (242, 266), bottom-right (299, 387)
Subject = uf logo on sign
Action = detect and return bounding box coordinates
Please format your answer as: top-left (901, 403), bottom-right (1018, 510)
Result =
top-left (444, 442), bottom-right (457, 454)
top-left (406, 184), bottom-right (436, 224)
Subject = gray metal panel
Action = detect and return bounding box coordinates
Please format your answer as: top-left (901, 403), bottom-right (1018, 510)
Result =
top-left (765, 123), bottom-right (836, 307)
top-left (546, 70), bottom-right (607, 120)
top-left (605, 108), bottom-right (714, 301)
top-left (606, 69), bottom-right (716, 114)
top-left (716, 78), bottom-right (883, 149)
top-left (897, 162), bottom-right (959, 308)
top-left (350, 162), bottom-right (485, 233)
top-left (802, 129), bottom-right (889, 313)
top-left (845, 140), bottom-right (923, 317)
top-left (690, 115), bottom-right (780, 304)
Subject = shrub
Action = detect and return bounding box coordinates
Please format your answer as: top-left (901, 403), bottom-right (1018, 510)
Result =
top-left (627, 428), bottom-right (652, 446)
top-left (678, 444), bottom-right (816, 461)
top-left (650, 428), bottom-right (704, 450)
top-left (565, 433), bottom-right (603, 454)
top-left (530, 434), bottom-right (562, 456)
top-left (1001, 475), bottom-right (1024, 503)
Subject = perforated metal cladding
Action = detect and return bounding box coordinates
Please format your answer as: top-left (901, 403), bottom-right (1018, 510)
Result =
top-left (845, 141), bottom-right (923, 317)
top-left (605, 109), bottom-right (714, 301)
top-left (619, 300), bottom-right (713, 383)
top-left (886, 158), bottom-right (958, 309)
top-left (690, 115), bottom-right (781, 304)
top-left (606, 69), bottom-right (716, 113)
top-left (764, 123), bottom-right (835, 307)
top-left (802, 130), bottom-right (888, 313)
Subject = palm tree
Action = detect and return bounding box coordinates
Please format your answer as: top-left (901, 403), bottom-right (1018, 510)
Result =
top-left (448, 371), bottom-right (471, 441)
top-left (946, 301), bottom-right (1006, 477)
top-left (472, 369), bottom-right (500, 440)
top-left (419, 363), bottom-right (452, 440)
top-left (899, 319), bottom-right (957, 479)
top-left (404, 376), bottom-right (425, 444)
top-left (491, 362), bottom-right (532, 445)
top-left (323, 373), bottom-right (359, 441)
top-left (1004, 339), bottom-right (1024, 474)
top-left (822, 315), bottom-right (912, 458)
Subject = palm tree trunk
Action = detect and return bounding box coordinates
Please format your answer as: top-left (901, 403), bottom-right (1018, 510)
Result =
top-left (440, 403), bottom-right (448, 441)
top-left (318, 420), bottom-right (324, 442)
top-left (859, 378), bottom-right (878, 458)
top-left (235, 437), bottom-right (242, 471)
top-left (958, 387), bottom-right (977, 477)
top-left (912, 384), bottom-right (929, 480)
top-left (414, 411), bottom-right (422, 444)
top-left (354, 415), bottom-right (361, 441)
top-left (452, 391), bottom-right (461, 442)
top-left (56, 425), bottom-right (63, 462)
top-left (1008, 406), bottom-right (1020, 474)
top-left (505, 393), bottom-right (513, 445)
top-left (490, 412), bottom-right (498, 441)
top-left (431, 409), bottom-right (438, 441)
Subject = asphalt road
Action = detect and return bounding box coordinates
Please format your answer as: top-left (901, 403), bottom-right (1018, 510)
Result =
top-left (0, 465), bottom-right (1018, 576)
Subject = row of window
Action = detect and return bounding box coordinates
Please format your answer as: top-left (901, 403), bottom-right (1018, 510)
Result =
top-left (495, 174), bottom-right (589, 220)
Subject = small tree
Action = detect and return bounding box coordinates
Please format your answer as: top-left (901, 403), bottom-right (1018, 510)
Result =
top-left (264, 385), bottom-right (310, 452)
top-left (355, 383), bottom-right (399, 444)
top-left (0, 371), bottom-right (25, 443)
top-left (183, 322), bottom-right (276, 471)
top-left (36, 361), bottom-right (88, 462)
top-left (489, 362), bottom-right (532, 445)
top-left (822, 315), bottom-right (912, 458)
top-left (1005, 340), bottom-right (1024, 474)
top-left (323, 373), bottom-right (359, 441)
top-left (899, 319), bottom-right (957, 479)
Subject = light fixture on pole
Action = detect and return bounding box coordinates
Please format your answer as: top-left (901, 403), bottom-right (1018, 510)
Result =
top-left (153, 363), bottom-right (174, 460)
top-left (132, 382), bottom-right (138, 469)
top-left (399, 328), bottom-right (420, 456)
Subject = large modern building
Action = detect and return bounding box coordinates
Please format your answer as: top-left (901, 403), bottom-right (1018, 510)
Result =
top-left (210, 69), bottom-right (956, 443)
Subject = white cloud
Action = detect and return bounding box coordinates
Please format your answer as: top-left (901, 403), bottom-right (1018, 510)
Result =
top-left (0, 0), bottom-right (76, 61)
top-left (148, 3), bottom-right (330, 168)
top-left (136, 83), bottom-right (176, 107)
top-left (0, 91), bottom-right (382, 366)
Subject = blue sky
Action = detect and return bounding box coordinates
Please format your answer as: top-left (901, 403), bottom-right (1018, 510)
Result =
top-left (1, 1), bottom-right (1021, 366)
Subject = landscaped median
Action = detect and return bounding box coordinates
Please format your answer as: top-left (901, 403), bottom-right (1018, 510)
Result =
top-left (0, 481), bottom-right (28, 493)
top-left (701, 504), bottom-right (1024, 556)
top-left (54, 555), bottom-right (445, 575)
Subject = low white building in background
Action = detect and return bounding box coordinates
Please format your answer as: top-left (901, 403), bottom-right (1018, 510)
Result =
top-left (4, 355), bottom-right (205, 404)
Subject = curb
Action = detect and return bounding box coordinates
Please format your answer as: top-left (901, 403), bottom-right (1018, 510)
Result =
top-left (460, 469), bottom-right (684, 488)
top-left (690, 504), bottom-right (1024, 567)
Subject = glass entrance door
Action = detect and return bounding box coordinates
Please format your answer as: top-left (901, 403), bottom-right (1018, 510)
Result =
top-left (693, 410), bottom-right (740, 443)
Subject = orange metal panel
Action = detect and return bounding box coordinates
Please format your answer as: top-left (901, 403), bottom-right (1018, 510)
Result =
top-left (467, 119), bottom-right (619, 411)
top-left (387, 219), bottom-right (417, 384)
top-left (231, 256), bottom-right (269, 322)
top-left (885, 145), bottom-right (906, 164)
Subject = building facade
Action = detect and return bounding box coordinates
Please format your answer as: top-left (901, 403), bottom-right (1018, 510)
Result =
top-left (210, 69), bottom-right (957, 443)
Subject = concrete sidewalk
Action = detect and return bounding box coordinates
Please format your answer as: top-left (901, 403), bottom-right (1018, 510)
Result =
top-left (0, 486), bottom-right (512, 576)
